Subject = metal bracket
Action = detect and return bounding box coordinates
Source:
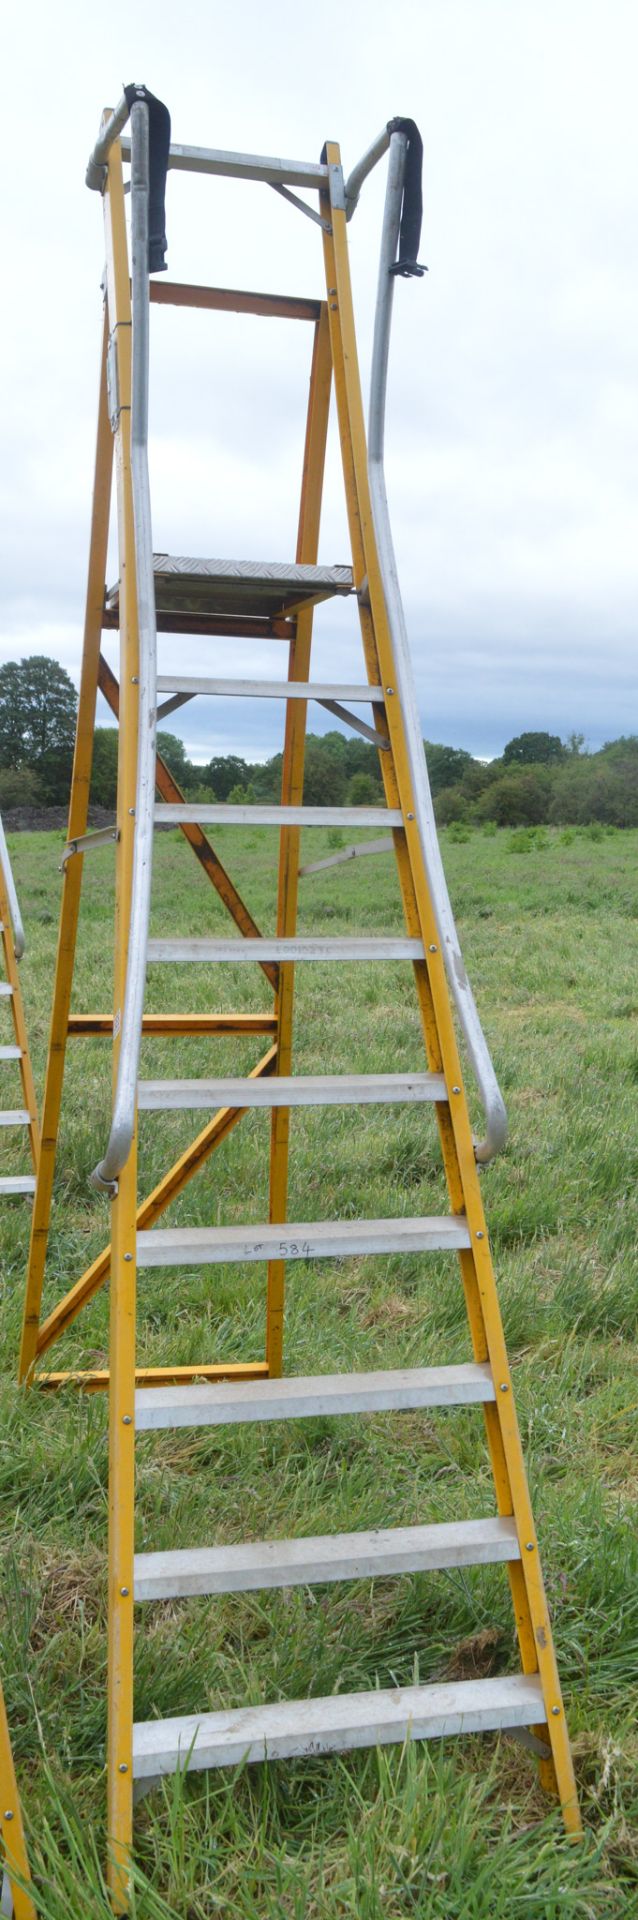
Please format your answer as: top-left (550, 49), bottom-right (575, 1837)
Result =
top-left (317, 698), bottom-right (389, 748)
top-left (106, 333), bottom-right (120, 432)
top-left (60, 826), bottom-right (119, 870)
top-left (328, 162), bottom-right (347, 211)
top-left (270, 182), bottom-right (331, 234)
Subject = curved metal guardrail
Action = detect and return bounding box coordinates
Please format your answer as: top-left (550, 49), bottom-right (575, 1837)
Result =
top-left (365, 129), bottom-right (507, 1161)
top-left (89, 98), bottom-right (158, 1194)
top-left (0, 814), bottom-right (26, 961)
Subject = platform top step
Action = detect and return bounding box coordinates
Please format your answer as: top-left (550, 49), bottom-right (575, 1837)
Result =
top-left (137, 1071), bottom-right (447, 1111)
top-left (135, 1362), bottom-right (496, 1430)
top-left (134, 1515), bottom-right (520, 1601)
top-left (136, 1215), bottom-right (472, 1268)
top-left (105, 557), bottom-right (353, 627)
top-left (132, 1672), bottom-right (546, 1779)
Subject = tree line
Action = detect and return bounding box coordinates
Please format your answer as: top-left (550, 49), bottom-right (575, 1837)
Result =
top-left (1, 656), bottom-right (637, 829)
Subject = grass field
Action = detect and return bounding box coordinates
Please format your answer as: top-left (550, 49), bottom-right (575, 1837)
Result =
top-left (1, 822), bottom-right (637, 1917)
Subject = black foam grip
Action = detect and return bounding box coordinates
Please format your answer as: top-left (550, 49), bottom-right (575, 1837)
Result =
top-left (386, 117), bottom-right (424, 276)
top-left (125, 84), bottom-right (171, 273)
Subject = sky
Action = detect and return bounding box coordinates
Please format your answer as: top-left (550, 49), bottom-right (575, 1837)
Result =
top-left (2, 0), bottom-right (637, 765)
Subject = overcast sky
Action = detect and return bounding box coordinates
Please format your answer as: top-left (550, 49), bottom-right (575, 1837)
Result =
top-left (3, 0), bottom-right (637, 764)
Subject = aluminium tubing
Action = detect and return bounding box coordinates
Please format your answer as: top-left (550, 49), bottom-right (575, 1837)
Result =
top-left (367, 131), bottom-right (507, 1162)
top-left (91, 101), bottom-right (158, 1194)
top-left (0, 814), bottom-right (25, 960)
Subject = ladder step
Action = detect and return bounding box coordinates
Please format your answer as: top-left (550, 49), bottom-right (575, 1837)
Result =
top-left (134, 1516), bottom-right (520, 1602)
top-left (0, 1046), bottom-right (22, 1060)
top-left (147, 937), bottom-right (424, 964)
top-left (0, 1176), bottom-right (36, 1196)
top-left (137, 1071), bottom-right (447, 1111)
top-left (156, 676), bottom-right (385, 703)
top-left (155, 804), bottom-right (401, 828)
top-left (135, 1363), bottom-right (496, 1431)
top-left (105, 557), bottom-right (353, 630)
top-left (0, 984), bottom-right (14, 997)
top-left (137, 1216), bottom-right (471, 1268)
top-left (0, 1111), bottom-right (31, 1127)
top-left (132, 1673), bottom-right (545, 1780)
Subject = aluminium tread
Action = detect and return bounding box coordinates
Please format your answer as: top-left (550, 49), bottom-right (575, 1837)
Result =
top-left (135, 1363), bottom-right (496, 1430)
top-left (136, 1216), bottom-right (472, 1268)
top-left (137, 1071), bottom-right (447, 1110)
top-left (134, 1516), bottom-right (520, 1601)
top-left (0, 1111), bottom-right (31, 1127)
top-left (154, 804), bottom-right (401, 828)
top-left (155, 676), bottom-right (385, 702)
top-left (0, 1176), bottom-right (36, 1196)
top-left (132, 1673), bottom-right (546, 1779)
top-left (147, 936), bottom-right (425, 963)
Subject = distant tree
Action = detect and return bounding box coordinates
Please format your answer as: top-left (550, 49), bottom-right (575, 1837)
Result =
top-left (90, 728), bottom-right (118, 807)
top-left (0, 656), bottom-right (77, 802)
top-left (206, 755), bottom-right (251, 800)
top-left (0, 766), bottom-right (42, 809)
top-left (156, 731), bottom-right (194, 788)
top-left (503, 731), bottom-right (565, 766)
top-left (424, 741), bottom-right (474, 794)
top-left (303, 738), bottom-right (348, 806)
top-left (347, 771), bottom-right (380, 805)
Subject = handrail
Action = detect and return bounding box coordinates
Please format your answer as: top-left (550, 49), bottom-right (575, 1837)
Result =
top-left (86, 90), bottom-right (133, 190)
top-left (91, 100), bottom-right (158, 1194)
top-left (367, 131), bottom-right (507, 1163)
top-left (344, 127), bottom-right (391, 220)
top-left (0, 815), bottom-right (25, 960)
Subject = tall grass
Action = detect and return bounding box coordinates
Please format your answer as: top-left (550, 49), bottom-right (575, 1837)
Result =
top-left (1, 826), bottom-right (637, 1914)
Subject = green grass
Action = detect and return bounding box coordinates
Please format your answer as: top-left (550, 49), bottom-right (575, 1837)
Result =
top-left (1, 823), bottom-right (637, 1916)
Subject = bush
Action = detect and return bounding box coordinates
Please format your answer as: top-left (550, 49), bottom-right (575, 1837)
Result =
top-left (435, 786), bottom-right (467, 826)
top-left (477, 766), bottom-right (553, 827)
top-left (0, 766), bottom-right (42, 808)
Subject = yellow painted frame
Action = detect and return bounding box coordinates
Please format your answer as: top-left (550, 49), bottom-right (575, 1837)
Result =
top-left (0, 1681), bottom-right (35, 1920)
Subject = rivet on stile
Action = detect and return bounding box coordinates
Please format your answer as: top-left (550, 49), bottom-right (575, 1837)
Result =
top-left (500, 1383), bottom-right (509, 1393)
top-left (122, 1415), bottom-right (132, 1425)
top-left (551, 1705), bottom-right (560, 1717)
top-left (386, 686), bottom-right (394, 695)
top-left (476, 1230), bottom-right (484, 1240)
top-left (525, 1542), bottom-right (534, 1551)
top-left (120, 1587), bottom-right (130, 1597)
top-left (452, 1085), bottom-right (461, 1094)
top-left (119, 1762), bottom-right (128, 1773)
top-left (124, 1253), bottom-right (133, 1262)
top-left (429, 943), bottom-right (437, 953)
top-left (3, 1809), bottom-right (14, 1821)
top-left (406, 811), bottom-right (414, 820)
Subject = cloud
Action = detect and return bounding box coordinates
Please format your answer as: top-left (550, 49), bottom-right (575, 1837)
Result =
top-left (2, 0), bottom-right (636, 766)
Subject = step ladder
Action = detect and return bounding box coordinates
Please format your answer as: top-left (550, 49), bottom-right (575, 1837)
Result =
top-left (0, 1681), bottom-right (34, 1920)
top-left (0, 821), bottom-right (39, 1203)
top-left (18, 87), bottom-right (580, 1907)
